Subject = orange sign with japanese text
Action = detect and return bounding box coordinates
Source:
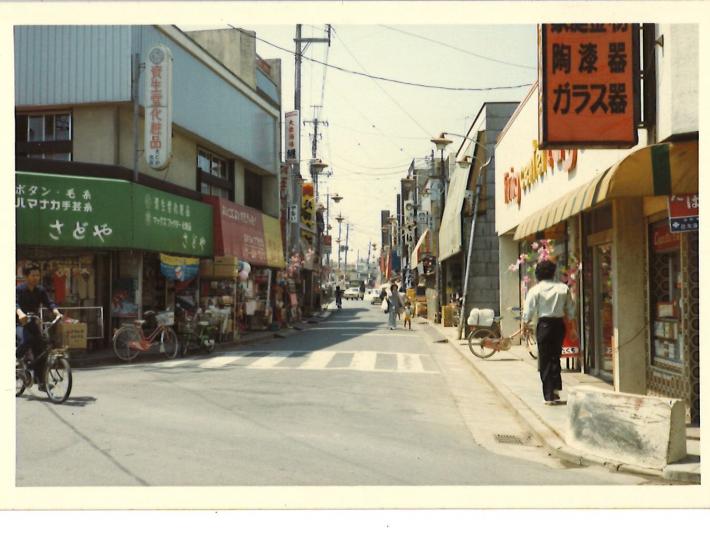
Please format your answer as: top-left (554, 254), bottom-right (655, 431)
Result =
top-left (539, 24), bottom-right (639, 148)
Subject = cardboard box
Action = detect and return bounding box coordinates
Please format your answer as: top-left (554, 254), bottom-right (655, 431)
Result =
top-left (56, 322), bottom-right (87, 349)
top-left (213, 264), bottom-right (237, 278)
top-left (199, 259), bottom-right (214, 277)
top-left (214, 256), bottom-right (238, 267)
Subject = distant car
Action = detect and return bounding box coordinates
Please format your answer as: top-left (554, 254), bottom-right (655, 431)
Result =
top-left (343, 287), bottom-right (361, 300)
top-left (365, 289), bottom-right (383, 305)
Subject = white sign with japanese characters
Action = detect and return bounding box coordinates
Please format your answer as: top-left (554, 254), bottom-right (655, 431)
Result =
top-left (144, 44), bottom-right (173, 170)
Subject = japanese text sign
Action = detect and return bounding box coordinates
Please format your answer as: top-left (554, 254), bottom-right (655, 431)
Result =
top-left (540, 24), bottom-right (639, 148)
top-left (668, 194), bottom-right (699, 233)
top-left (16, 172), bottom-right (133, 248)
top-left (285, 110), bottom-right (300, 163)
top-left (144, 44), bottom-right (173, 169)
top-left (134, 185), bottom-right (213, 256)
top-left (301, 182), bottom-right (315, 231)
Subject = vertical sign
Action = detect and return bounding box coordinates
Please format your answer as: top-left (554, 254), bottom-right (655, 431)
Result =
top-left (301, 182), bottom-right (315, 231)
top-left (540, 24), bottom-right (639, 148)
top-left (145, 44), bottom-right (173, 169)
top-left (668, 194), bottom-right (699, 233)
top-left (285, 110), bottom-right (300, 162)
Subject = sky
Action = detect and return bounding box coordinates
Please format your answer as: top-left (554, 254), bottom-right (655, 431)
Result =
top-left (183, 24), bottom-right (537, 265)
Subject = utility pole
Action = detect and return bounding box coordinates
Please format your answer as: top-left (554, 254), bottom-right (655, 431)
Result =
top-left (344, 223), bottom-right (350, 269)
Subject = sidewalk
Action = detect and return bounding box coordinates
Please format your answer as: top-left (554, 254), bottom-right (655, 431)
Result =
top-left (70, 308), bottom-right (333, 369)
top-left (424, 319), bottom-right (700, 484)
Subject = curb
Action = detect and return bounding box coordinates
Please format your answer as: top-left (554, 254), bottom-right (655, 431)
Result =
top-left (427, 320), bottom-right (700, 483)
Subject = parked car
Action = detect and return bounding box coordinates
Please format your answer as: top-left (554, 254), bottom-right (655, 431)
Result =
top-left (365, 288), bottom-right (383, 305)
top-left (343, 287), bottom-right (361, 300)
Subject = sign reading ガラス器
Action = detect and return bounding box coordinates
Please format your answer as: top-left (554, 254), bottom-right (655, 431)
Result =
top-left (539, 24), bottom-right (639, 148)
top-left (144, 44), bottom-right (173, 169)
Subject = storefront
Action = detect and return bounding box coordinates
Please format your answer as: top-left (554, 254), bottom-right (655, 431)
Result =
top-left (16, 171), bottom-right (214, 347)
top-left (495, 87), bottom-right (699, 422)
top-left (204, 196), bottom-right (286, 333)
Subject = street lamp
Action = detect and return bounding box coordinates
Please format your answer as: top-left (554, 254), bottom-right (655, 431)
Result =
top-left (331, 192), bottom-right (343, 203)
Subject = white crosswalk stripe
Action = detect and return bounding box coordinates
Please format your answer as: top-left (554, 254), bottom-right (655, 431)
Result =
top-left (148, 351), bottom-right (437, 374)
top-left (198, 355), bottom-right (244, 368)
top-left (347, 351), bottom-right (378, 372)
top-left (247, 353), bottom-right (292, 369)
top-left (298, 350), bottom-right (336, 369)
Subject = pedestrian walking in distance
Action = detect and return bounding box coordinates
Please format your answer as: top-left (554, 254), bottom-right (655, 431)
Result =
top-left (386, 283), bottom-right (403, 330)
top-left (523, 260), bottom-right (575, 405)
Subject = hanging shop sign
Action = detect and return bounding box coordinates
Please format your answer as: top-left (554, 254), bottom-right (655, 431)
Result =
top-left (134, 184), bottom-right (213, 256)
top-left (322, 234), bottom-right (332, 255)
top-left (652, 224), bottom-right (681, 253)
top-left (539, 24), bottom-right (640, 148)
top-left (503, 140), bottom-right (578, 206)
top-left (159, 253), bottom-right (199, 281)
top-left (301, 182), bottom-right (315, 231)
top-left (16, 172), bottom-right (133, 248)
top-left (285, 110), bottom-right (300, 163)
top-left (205, 197), bottom-right (285, 268)
top-left (144, 44), bottom-right (173, 169)
top-left (668, 194), bottom-right (699, 233)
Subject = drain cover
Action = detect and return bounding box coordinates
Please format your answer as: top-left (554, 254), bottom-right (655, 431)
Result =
top-left (494, 434), bottom-right (525, 445)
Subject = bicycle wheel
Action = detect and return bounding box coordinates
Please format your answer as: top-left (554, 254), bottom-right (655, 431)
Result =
top-left (113, 326), bottom-right (142, 361)
top-left (525, 329), bottom-right (538, 360)
top-left (159, 327), bottom-right (179, 359)
top-left (44, 357), bottom-right (72, 404)
top-left (467, 327), bottom-right (498, 359)
top-left (16, 361), bottom-right (26, 397)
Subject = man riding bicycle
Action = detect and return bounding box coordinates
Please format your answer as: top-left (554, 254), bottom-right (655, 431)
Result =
top-left (16, 264), bottom-right (62, 390)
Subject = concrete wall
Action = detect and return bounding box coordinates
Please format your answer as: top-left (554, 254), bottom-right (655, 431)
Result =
top-left (262, 174), bottom-right (280, 218)
top-left (72, 106), bottom-right (119, 165)
top-left (612, 198), bottom-right (647, 394)
top-left (187, 28), bottom-right (256, 90)
top-left (114, 106), bottom-right (197, 190)
top-left (498, 235), bottom-right (520, 338)
top-left (655, 24), bottom-right (698, 141)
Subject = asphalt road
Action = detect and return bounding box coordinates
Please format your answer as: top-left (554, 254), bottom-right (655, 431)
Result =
top-left (16, 299), bottom-right (660, 487)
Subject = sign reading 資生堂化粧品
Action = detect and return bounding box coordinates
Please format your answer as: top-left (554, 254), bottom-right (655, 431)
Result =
top-left (539, 24), bottom-right (640, 148)
top-left (144, 44), bottom-right (173, 170)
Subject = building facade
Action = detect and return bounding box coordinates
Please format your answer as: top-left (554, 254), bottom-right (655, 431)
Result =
top-left (15, 25), bottom-right (286, 346)
top-left (494, 24), bottom-right (698, 423)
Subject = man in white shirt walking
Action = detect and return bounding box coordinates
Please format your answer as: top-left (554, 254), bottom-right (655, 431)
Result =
top-left (523, 260), bottom-right (575, 405)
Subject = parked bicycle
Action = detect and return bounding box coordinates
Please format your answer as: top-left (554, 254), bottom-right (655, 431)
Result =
top-left (467, 307), bottom-right (538, 360)
top-left (16, 313), bottom-right (73, 403)
top-left (177, 307), bottom-right (218, 356)
top-left (112, 309), bottom-right (178, 361)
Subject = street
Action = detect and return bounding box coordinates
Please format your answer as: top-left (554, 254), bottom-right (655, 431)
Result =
top-left (17, 301), bottom-right (664, 487)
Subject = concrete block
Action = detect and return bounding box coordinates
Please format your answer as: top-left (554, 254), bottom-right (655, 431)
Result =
top-left (566, 386), bottom-right (687, 470)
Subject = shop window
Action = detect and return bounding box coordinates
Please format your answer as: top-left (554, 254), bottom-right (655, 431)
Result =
top-left (197, 148), bottom-right (233, 200)
top-left (16, 112), bottom-right (72, 160)
top-left (245, 170), bottom-right (263, 211)
top-left (648, 220), bottom-right (683, 366)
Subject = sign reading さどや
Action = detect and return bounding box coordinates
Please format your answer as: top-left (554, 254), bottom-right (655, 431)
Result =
top-left (539, 24), bottom-right (640, 148)
top-left (16, 172), bottom-right (133, 248)
top-left (144, 44), bottom-right (173, 170)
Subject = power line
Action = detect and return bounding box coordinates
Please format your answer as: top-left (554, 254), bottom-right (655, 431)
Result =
top-left (332, 26), bottom-right (432, 138)
top-left (228, 25), bottom-right (533, 92)
top-left (379, 25), bottom-right (536, 71)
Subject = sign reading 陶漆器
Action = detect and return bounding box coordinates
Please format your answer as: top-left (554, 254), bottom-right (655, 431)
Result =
top-left (539, 24), bottom-right (639, 148)
top-left (144, 44), bottom-right (173, 170)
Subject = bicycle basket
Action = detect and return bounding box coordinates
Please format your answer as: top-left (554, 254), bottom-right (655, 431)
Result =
top-left (156, 311), bottom-right (175, 326)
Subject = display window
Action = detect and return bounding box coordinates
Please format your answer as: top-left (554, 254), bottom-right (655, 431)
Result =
top-left (648, 220), bottom-right (683, 367)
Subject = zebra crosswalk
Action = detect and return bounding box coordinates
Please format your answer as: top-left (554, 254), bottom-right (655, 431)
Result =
top-left (148, 350), bottom-right (439, 375)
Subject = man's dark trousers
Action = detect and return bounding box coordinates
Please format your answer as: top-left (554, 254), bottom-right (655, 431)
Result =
top-left (536, 317), bottom-right (566, 401)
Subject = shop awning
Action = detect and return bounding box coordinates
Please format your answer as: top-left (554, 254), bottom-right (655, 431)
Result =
top-left (513, 140), bottom-right (698, 240)
top-left (438, 162), bottom-right (471, 261)
top-left (410, 228), bottom-right (432, 266)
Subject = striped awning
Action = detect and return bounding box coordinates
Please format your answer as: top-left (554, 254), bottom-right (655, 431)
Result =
top-left (513, 140), bottom-right (698, 240)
